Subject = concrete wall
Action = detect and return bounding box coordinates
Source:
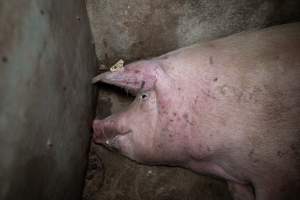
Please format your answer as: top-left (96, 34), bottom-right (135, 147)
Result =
top-left (84, 0), bottom-right (300, 200)
top-left (87, 0), bottom-right (300, 64)
top-left (0, 1), bottom-right (97, 200)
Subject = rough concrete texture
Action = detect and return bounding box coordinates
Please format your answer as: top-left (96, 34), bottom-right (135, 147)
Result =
top-left (0, 0), bottom-right (97, 200)
top-left (87, 0), bottom-right (300, 64)
top-left (84, 0), bottom-right (300, 199)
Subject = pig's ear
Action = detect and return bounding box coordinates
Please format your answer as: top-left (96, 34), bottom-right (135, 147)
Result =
top-left (92, 62), bottom-right (159, 94)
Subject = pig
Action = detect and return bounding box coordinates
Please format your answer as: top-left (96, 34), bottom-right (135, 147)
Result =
top-left (93, 23), bottom-right (300, 200)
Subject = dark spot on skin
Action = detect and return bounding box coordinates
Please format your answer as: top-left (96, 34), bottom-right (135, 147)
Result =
top-left (183, 113), bottom-right (188, 119)
top-left (209, 56), bottom-right (214, 64)
top-left (40, 10), bottom-right (44, 15)
top-left (134, 70), bottom-right (140, 73)
top-left (183, 113), bottom-right (194, 125)
top-left (202, 89), bottom-right (217, 100)
top-left (76, 16), bottom-right (81, 21)
top-left (207, 146), bottom-right (211, 152)
top-left (169, 119), bottom-right (174, 122)
top-left (183, 146), bottom-right (188, 151)
top-left (173, 112), bottom-right (177, 116)
top-left (2, 56), bottom-right (8, 63)
top-left (168, 134), bottom-right (173, 138)
top-left (177, 87), bottom-right (181, 91)
top-left (194, 96), bottom-right (199, 104)
top-left (209, 134), bottom-right (213, 137)
top-left (141, 81), bottom-right (145, 89)
top-left (213, 77), bottom-right (218, 82)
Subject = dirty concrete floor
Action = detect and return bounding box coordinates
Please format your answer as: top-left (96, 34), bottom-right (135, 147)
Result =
top-left (83, 0), bottom-right (300, 199)
top-left (83, 144), bottom-right (232, 200)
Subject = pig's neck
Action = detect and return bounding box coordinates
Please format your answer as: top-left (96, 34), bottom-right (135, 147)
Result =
top-left (182, 91), bottom-right (248, 184)
top-left (167, 76), bottom-right (248, 184)
top-left (157, 59), bottom-right (250, 183)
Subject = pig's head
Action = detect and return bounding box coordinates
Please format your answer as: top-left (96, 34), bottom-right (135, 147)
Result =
top-left (93, 60), bottom-right (189, 165)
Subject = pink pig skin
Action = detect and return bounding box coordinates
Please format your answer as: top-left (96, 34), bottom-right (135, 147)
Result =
top-left (93, 23), bottom-right (300, 200)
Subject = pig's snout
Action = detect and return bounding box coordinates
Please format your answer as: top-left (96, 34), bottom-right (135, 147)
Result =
top-left (93, 119), bottom-right (115, 143)
top-left (92, 117), bottom-right (131, 146)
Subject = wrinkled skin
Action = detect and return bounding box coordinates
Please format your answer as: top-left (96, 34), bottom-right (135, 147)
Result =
top-left (93, 23), bottom-right (300, 200)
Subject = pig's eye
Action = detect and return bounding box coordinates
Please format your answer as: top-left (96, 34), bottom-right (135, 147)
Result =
top-left (140, 93), bottom-right (149, 100)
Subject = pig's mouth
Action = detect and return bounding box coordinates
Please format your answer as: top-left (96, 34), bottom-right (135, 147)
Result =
top-left (93, 130), bottom-right (132, 152)
top-left (93, 128), bottom-right (132, 143)
top-left (101, 135), bottom-right (121, 152)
